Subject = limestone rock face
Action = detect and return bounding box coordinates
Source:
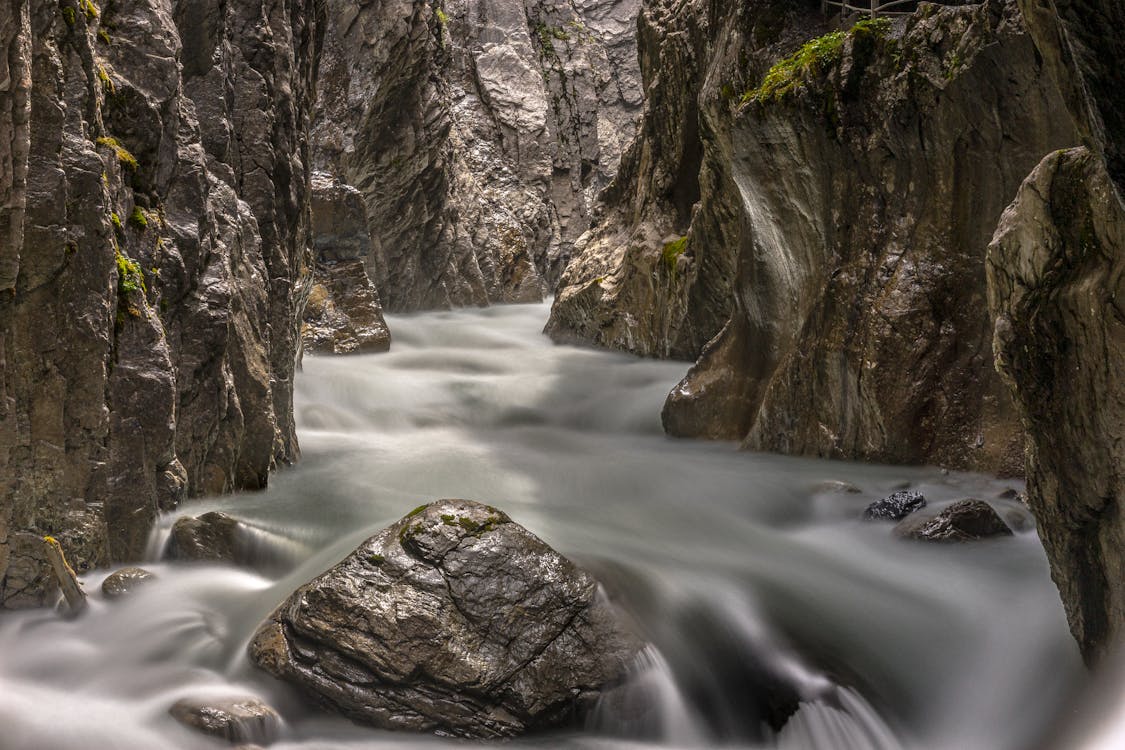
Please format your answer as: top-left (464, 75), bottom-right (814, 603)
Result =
top-left (546, 0), bottom-right (827, 359)
top-left (661, 1), bottom-right (1075, 474)
top-left (302, 173), bottom-right (391, 355)
top-left (0, 0), bottom-right (324, 607)
top-left (249, 499), bottom-right (644, 738)
top-left (313, 0), bottom-right (642, 312)
top-left (987, 146), bottom-right (1125, 664)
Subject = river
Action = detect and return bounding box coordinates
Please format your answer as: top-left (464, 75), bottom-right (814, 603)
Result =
top-left (0, 302), bottom-right (1089, 749)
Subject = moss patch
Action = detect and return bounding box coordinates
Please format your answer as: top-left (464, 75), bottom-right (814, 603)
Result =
top-left (79, 0), bottom-right (98, 20)
top-left (96, 136), bottom-right (138, 171)
top-left (662, 236), bottom-right (688, 274)
top-left (116, 250), bottom-right (145, 296)
top-left (743, 18), bottom-right (891, 104)
top-left (128, 206), bottom-right (148, 230)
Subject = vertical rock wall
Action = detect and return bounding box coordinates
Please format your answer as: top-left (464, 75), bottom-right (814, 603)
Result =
top-left (988, 0), bottom-right (1125, 663)
top-left (312, 0), bottom-right (642, 312)
top-left (0, 0), bottom-right (324, 607)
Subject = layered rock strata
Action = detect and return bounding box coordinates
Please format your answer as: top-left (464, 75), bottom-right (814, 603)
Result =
top-left (658, 1), bottom-right (1074, 474)
top-left (312, 0), bottom-right (643, 311)
top-left (0, 0), bottom-right (324, 607)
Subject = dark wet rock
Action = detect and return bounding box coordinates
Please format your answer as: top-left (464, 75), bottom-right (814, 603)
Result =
top-left (302, 260), bottom-right (392, 355)
top-left (101, 567), bottom-right (156, 599)
top-left (0, 0), bottom-right (323, 607)
top-left (167, 513), bottom-right (245, 565)
top-left (988, 145), bottom-right (1125, 664)
top-left (894, 500), bottom-right (1013, 542)
top-left (249, 499), bottom-right (645, 738)
top-left (661, 2), bottom-right (1075, 474)
top-left (169, 695), bottom-right (280, 745)
top-left (863, 491), bottom-right (926, 522)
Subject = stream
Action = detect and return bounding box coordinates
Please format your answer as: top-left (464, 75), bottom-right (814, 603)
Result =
top-left (0, 302), bottom-right (1090, 749)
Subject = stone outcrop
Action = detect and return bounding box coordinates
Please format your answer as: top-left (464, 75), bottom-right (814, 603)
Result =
top-left (988, 147), bottom-right (1125, 663)
top-left (302, 173), bottom-right (390, 355)
top-left (312, 0), bottom-right (642, 312)
top-left (249, 499), bottom-right (644, 738)
top-left (658, 1), bottom-right (1075, 473)
top-left (0, 0), bottom-right (324, 607)
top-left (546, 0), bottom-right (825, 358)
top-left (984, 0), bottom-right (1125, 666)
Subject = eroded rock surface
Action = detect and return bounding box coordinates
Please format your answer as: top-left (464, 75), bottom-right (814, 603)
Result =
top-left (0, 0), bottom-right (324, 607)
top-left (169, 695), bottom-right (281, 745)
top-left (661, 2), bottom-right (1075, 473)
top-left (863, 491), bottom-right (926, 522)
top-left (314, 0), bottom-right (643, 312)
top-left (249, 499), bottom-right (644, 738)
top-left (988, 146), bottom-right (1125, 663)
top-left (101, 567), bottom-right (155, 599)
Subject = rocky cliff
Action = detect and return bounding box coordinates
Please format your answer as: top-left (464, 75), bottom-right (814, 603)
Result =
top-left (546, 0), bottom-right (826, 358)
top-left (0, 0), bottom-right (323, 607)
top-left (987, 0), bottom-right (1125, 664)
top-left (313, 0), bottom-right (642, 312)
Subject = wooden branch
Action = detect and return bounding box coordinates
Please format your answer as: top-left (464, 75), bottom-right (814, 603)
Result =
top-left (43, 536), bottom-right (88, 615)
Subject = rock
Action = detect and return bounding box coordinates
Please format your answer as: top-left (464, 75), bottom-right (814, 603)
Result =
top-left (658, 2), bottom-right (1075, 474)
top-left (893, 499), bottom-right (1013, 542)
top-left (0, 0), bottom-right (323, 606)
top-left (302, 260), bottom-right (392, 355)
top-left (101, 567), bottom-right (156, 599)
top-left (988, 145), bottom-right (1125, 664)
top-left (169, 696), bottom-right (281, 745)
top-left (313, 0), bottom-right (643, 312)
top-left (167, 513), bottom-right (245, 565)
top-left (249, 499), bottom-right (645, 738)
top-left (863, 491), bottom-right (926, 522)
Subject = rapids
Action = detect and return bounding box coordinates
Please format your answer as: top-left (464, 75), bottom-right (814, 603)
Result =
top-left (0, 302), bottom-right (1089, 749)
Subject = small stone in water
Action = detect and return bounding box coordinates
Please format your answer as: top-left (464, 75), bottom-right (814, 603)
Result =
top-left (862, 491), bottom-right (926, 521)
top-left (101, 567), bottom-right (156, 599)
top-left (169, 695), bottom-right (280, 745)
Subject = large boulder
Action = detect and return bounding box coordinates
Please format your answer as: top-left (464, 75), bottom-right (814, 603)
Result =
top-left (894, 499), bottom-right (1013, 542)
top-left (249, 499), bottom-right (644, 738)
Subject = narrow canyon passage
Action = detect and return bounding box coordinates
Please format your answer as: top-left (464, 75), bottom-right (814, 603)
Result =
top-left (0, 303), bottom-right (1084, 749)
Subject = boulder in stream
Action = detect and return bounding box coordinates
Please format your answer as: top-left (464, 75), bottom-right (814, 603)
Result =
top-left (894, 499), bottom-right (1013, 542)
top-left (167, 512), bottom-right (246, 565)
top-left (169, 695), bottom-right (280, 745)
top-left (248, 499), bottom-right (645, 738)
top-left (101, 567), bottom-right (156, 599)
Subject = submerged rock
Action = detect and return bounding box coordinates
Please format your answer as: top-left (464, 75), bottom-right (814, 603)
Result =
top-left (249, 499), bottom-right (644, 738)
top-left (863, 491), bottom-right (926, 522)
top-left (893, 499), bottom-right (1013, 542)
top-left (169, 695), bottom-right (280, 745)
top-left (101, 567), bottom-right (155, 599)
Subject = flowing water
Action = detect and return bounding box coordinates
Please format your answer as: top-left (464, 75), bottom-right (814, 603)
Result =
top-left (0, 302), bottom-right (1093, 749)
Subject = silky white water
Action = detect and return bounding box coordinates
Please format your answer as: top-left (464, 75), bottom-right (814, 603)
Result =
top-left (0, 302), bottom-right (1091, 749)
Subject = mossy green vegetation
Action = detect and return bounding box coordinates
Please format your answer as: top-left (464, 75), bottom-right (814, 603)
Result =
top-left (109, 212), bottom-right (123, 237)
top-left (79, 0), bottom-right (99, 20)
top-left (62, 6), bottom-right (76, 26)
top-left (434, 7), bottom-right (448, 25)
top-left (662, 236), bottom-right (688, 273)
top-left (406, 503), bottom-right (430, 519)
top-left (96, 66), bottom-right (115, 95)
top-left (96, 136), bottom-right (138, 171)
top-left (128, 206), bottom-right (148, 230)
top-left (97, 28), bottom-right (111, 45)
top-left (743, 17), bottom-right (891, 104)
top-left (116, 250), bottom-right (145, 297)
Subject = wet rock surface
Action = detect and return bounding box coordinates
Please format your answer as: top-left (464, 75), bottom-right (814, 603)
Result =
top-left (167, 513), bottom-right (246, 565)
top-left (863, 491), bottom-right (926, 522)
top-left (101, 567), bottom-right (156, 599)
top-left (662, 1), bottom-right (1075, 474)
top-left (894, 500), bottom-right (1013, 542)
top-left (249, 499), bottom-right (645, 738)
top-left (988, 145), bottom-right (1125, 663)
top-left (0, 0), bottom-right (324, 607)
top-left (169, 695), bottom-right (281, 745)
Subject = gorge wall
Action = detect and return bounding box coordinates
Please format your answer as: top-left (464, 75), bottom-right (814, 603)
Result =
top-left (312, 0), bottom-right (643, 312)
top-left (987, 0), bottom-right (1125, 664)
top-left (0, 0), bottom-right (324, 607)
top-left (550, 0), bottom-right (1076, 475)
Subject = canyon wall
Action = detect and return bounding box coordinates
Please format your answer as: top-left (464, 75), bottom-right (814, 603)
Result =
top-left (0, 0), bottom-right (324, 607)
top-left (988, 0), bottom-right (1125, 664)
top-left (313, 0), bottom-right (643, 312)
